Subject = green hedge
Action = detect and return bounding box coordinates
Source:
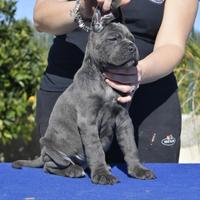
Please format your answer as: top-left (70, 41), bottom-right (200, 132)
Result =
top-left (175, 35), bottom-right (200, 115)
top-left (0, 0), bottom-right (47, 145)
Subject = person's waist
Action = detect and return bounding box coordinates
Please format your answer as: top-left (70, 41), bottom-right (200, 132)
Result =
top-left (46, 61), bottom-right (81, 79)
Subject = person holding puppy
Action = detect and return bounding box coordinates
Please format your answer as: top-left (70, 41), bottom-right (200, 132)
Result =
top-left (33, 0), bottom-right (198, 163)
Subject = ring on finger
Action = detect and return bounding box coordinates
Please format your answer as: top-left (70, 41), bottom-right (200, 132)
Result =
top-left (130, 84), bottom-right (139, 94)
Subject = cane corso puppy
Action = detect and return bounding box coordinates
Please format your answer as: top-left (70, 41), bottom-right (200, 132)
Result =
top-left (12, 7), bottom-right (156, 185)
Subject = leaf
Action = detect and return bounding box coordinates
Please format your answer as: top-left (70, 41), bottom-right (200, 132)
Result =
top-left (3, 131), bottom-right (13, 140)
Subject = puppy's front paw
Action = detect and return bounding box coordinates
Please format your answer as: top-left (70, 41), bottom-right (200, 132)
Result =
top-left (92, 172), bottom-right (119, 185)
top-left (128, 166), bottom-right (156, 180)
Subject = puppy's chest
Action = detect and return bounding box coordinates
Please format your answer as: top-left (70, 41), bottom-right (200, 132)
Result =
top-left (103, 85), bottom-right (118, 103)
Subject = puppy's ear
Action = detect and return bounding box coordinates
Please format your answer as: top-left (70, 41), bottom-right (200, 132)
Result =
top-left (91, 7), bottom-right (116, 32)
top-left (91, 7), bottom-right (102, 32)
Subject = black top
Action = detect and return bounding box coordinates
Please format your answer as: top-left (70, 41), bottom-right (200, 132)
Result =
top-left (46, 0), bottom-right (165, 78)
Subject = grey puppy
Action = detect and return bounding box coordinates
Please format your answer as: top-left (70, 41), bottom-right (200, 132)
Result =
top-left (12, 8), bottom-right (156, 185)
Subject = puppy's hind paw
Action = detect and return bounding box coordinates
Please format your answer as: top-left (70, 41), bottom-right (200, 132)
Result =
top-left (65, 164), bottom-right (85, 178)
top-left (128, 166), bottom-right (156, 180)
top-left (92, 173), bottom-right (119, 185)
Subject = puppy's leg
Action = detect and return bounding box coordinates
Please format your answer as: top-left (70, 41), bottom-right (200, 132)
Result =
top-left (45, 162), bottom-right (85, 178)
top-left (43, 154), bottom-right (85, 178)
top-left (115, 108), bottom-right (156, 180)
top-left (78, 113), bottom-right (119, 185)
top-left (97, 105), bottom-right (115, 152)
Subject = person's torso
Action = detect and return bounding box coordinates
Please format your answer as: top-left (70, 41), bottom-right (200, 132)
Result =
top-left (46, 0), bottom-right (165, 78)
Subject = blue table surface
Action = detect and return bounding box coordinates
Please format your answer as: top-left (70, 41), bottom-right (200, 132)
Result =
top-left (0, 163), bottom-right (200, 200)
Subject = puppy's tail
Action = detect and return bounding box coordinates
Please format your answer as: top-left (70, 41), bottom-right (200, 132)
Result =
top-left (12, 156), bottom-right (44, 169)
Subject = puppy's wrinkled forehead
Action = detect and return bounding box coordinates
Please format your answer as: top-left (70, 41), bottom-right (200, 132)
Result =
top-left (105, 23), bottom-right (132, 36)
top-left (91, 22), bottom-right (135, 43)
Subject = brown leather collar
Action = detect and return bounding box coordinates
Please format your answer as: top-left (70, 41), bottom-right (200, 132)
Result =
top-left (103, 66), bottom-right (138, 84)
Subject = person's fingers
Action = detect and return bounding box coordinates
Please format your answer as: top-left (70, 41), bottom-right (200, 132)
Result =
top-left (136, 64), bottom-right (142, 82)
top-left (102, 0), bottom-right (112, 11)
top-left (105, 79), bottom-right (134, 93)
top-left (95, 0), bottom-right (131, 9)
top-left (113, 0), bottom-right (131, 8)
top-left (117, 95), bottom-right (132, 103)
top-left (123, 0), bottom-right (131, 4)
top-left (96, 0), bottom-right (114, 11)
top-left (96, 0), bottom-right (105, 7)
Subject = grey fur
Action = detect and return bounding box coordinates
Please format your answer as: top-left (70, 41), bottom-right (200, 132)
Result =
top-left (12, 8), bottom-right (156, 185)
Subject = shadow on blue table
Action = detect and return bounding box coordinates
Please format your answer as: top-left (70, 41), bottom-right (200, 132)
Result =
top-left (0, 163), bottom-right (200, 200)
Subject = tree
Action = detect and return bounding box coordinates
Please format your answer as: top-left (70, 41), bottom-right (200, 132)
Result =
top-left (0, 0), bottom-right (47, 145)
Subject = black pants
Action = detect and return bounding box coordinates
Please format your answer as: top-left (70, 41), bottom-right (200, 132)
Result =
top-left (36, 72), bottom-right (181, 163)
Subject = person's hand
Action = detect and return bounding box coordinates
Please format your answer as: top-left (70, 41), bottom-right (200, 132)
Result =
top-left (105, 65), bottom-right (142, 103)
top-left (96, 0), bottom-right (131, 11)
top-left (80, 0), bottom-right (131, 17)
top-left (80, 0), bottom-right (97, 19)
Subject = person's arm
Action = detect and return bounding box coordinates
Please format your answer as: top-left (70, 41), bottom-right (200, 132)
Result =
top-left (106, 0), bottom-right (198, 103)
top-left (138, 0), bottom-right (198, 84)
top-left (33, 0), bottom-right (130, 35)
top-left (33, 0), bottom-right (78, 35)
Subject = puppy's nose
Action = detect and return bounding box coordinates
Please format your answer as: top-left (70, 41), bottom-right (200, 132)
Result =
top-left (128, 44), bottom-right (136, 53)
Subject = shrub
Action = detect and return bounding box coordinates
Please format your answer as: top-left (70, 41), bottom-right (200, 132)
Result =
top-left (175, 33), bottom-right (200, 115)
top-left (0, 0), bottom-right (47, 145)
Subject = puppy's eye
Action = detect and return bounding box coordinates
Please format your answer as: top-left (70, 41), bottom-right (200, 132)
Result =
top-left (107, 37), bottom-right (118, 41)
top-left (107, 34), bottom-right (121, 41)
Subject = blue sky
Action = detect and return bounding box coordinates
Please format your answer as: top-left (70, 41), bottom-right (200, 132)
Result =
top-left (16, 0), bottom-right (200, 31)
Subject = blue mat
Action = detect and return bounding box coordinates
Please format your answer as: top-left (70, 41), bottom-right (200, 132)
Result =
top-left (0, 163), bottom-right (200, 200)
